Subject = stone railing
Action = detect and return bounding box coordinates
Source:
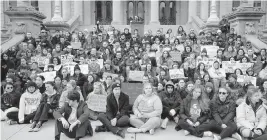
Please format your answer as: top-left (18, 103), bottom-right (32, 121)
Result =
top-left (191, 16), bottom-right (205, 33)
top-left (67, 15), bottom-right (80, 32)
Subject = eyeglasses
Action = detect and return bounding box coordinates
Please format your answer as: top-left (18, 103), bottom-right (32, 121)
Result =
top-left (219, 92), bottom-right (227, 95)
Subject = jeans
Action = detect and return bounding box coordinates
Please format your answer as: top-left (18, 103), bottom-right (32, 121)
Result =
top-left (176, 119), bottom-right (203, 137)
top-left (129, 116), bottom-right (161, 132)
top-left (6, 111), bottom-right (36, 124)
top-left (213, 78), bottom-right (226, 92)
top-left (197, 120), bottom-right (237, 139)
top-left (97, 113), bottom-right (129, 134)
top-left (33, 103), bottom-right (51, 122)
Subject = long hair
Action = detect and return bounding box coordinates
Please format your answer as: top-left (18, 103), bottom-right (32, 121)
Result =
top-left (91, 82), bottom-right (106, 95)
top-left (189, 85), bottom-right (210, 111)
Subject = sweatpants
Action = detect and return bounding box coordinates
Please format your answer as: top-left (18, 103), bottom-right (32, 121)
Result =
top-left (97, 113), bottom-right (129, 134)
top-left (129, 116), bottom-right (161, 132)
top-left (197, 120), bottom-right (237, 139)
top-left (6, 111), bottom-right (36, 124)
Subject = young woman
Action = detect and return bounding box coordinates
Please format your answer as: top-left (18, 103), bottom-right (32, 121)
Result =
top-left (224, 46), bottom-right (236, 60)
top-left (59, 80), bottom-right (84, 108)
top-left (236, 88), bottom-right (267, 139)
top-left (194, 62), bottom-right (208, 80)
top-left (54, 76), bottom-right (64, 95)
top-left (157, 51), bottom-right (173, 69)
top-left (29, 82), bottom-right (60, 132)
top-left (127, 83), bottom-right (162, 135)
top-left (197, 87), bottom-right (242, 140)
top-left (82, 74), bottom-right (96, 99)
top-left (235, 49), bottom-right (246, 61)
top-left (86, 82), bottom-right (107, 120)
top-left (35, 75), bottom-right (46, 94)
top-left (175, 85), bottom-right (210, 137)
top-left (204, 82), bottom-right (214, 100)
top-left (259, 63), bottom-right (267, 81)
top-left (1, 53), bottom-right (15, 81)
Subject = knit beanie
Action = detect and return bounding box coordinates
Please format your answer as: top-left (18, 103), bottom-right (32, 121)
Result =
top-left (27, 81), bottom-right (37, 89)
top-left (112, 83), bottom-right (121, 91)
top-left (205, 82), bottom-right (213, 88)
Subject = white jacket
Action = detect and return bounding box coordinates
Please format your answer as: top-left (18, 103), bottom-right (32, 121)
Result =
top-left (236, 99), bottom-right (267, 131)
top-left (18, 90), bottom-right (42, 122)
top-left (208, 67), bottom-right (226, 79)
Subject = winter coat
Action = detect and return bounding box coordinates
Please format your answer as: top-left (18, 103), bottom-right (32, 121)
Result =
top-left (40, 91), bottom-right (60, 109)
top-left (210, 97), bottom-right (236, 125)
top-left (236, 97), bottom-right (267, 132)
top-left (158, 81), bottom-right (182, 114)
top-left (1, 91), bottom-right (21, 111)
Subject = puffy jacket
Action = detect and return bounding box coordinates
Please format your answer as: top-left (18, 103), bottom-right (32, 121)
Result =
top-left (158, 81), bottom-right (182, 114)
top-left (236, 97), bottom-right (267, 132)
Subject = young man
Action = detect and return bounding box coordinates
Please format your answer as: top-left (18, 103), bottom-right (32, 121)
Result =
top-left (53, 91), bottom-right (93, 140)
top-left (96, 83), bottom-right (130, 138)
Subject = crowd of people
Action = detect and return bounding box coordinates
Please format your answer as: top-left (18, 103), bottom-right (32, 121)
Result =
top-left (1, 21), bottom-right (267, 140)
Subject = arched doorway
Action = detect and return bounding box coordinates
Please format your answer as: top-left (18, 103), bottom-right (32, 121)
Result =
top-left (127, 1), bottom-right (144, 25)
top-left (159, 1), bottom-right (176, 25)
top-left (95, 1), bottom-right (113, 25)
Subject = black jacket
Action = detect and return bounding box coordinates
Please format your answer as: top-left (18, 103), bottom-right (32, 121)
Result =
top-left (106, 92), bottom-right (130, 120)
top-left (1, 92), bottom-right (21, 111)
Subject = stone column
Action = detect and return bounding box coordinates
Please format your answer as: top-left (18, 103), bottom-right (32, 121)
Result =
top-left (112, 1), bottom-right (123, 25)
top-left (206, 0), bottom-right (220, 24)
top-left (74, 0), bottom-right (83, 22)
top-left (62, 0), bottom-right (71, 21)
top-left (149, 0), bottom-right (160, 25)
top-left (200, 0), bottom-right (209, 21)
top-left (51, 0), bottom-right (63, 21)
top-left (188, 0), bottom-right (197, 22)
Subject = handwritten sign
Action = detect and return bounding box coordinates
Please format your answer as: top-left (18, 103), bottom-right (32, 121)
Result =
top-left (37, 71), bottom-right (57, 82)
top-left (31, 56), bottom-right (49, 67)
top-left (128, 71), bottom-right (145, 82)
top-left (237, 75), bottom-right (257, 86)
top-left (86, 94), bottom-right (107, 112)
top-left (79, 64), bottom-right (89, 75)
top-left (174, 44), bottom-right (184, 53)
top-left (201, 45), bottom-right (219, 58)
top-left (237, 63), bottom-right (254, 74)
top-left (222, 61), bottom-right (239, 73)
top-left (169, 51), bottom-right (182, 62)
top-left (121, 83), bottom-right (143, 105)
top-left (71, 42), bottom-right (82, 49)
top-left (63, 62), bottom-right (77, 75)
top-left (102, 72), bottom-right (118, 80)
top-left (61, 55), bottom-right (74, 65)
top-left (44, 64), bottom-right (62, 71)
top-left (197, 58), bottom-right (220, 70)
top-left (87, 59), bottom-right (103, 69)
top-left (169, 69), bottom-right (185, 79)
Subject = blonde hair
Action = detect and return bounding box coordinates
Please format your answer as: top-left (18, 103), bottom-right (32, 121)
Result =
top-left (143, 82), bottom-right (156, 95)
top-left (92, 82), bottom-right (107, 95)
top-left (190, 85), bottom-right (210, 111)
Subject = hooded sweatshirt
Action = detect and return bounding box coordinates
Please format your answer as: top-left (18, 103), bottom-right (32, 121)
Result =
top-left (18, 89), bottom-right (42, 122)
top-left (208, 62), bottom-right (226, 79)
top-left (158, 81), bottom-right (182, 114)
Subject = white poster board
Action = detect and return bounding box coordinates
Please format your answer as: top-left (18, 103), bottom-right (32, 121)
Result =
top-left (86, 94), bottom-right (107, 112)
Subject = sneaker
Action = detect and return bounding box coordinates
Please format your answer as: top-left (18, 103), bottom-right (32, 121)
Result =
top-left (161, 118), bottom-right (169, 129)
top-left (117, 129), bottom-right (125, 139)
top-left (29, 122), bottom-right (37, 132)
top-left (7, 120), bottom-right (16, 125)
top-left (33, 123), bottom-right (41, 132)
top-left (213, 134), bottom-right (220, 140)
top-left (95, 126), bottom-right (106, 132)
top-left (149, 129), bottom-right (155, 135)
top-left (174, 116), bottom-right (179, 123)
top-left (87, 122), bottom-right (93, 136)
top-left (203, 131), bottom-right (213, 137)
top-left (127, 127), bottom-right (141, 133)
top-left (184, 130), bottom-right (190, 136)
top-left (232, 132), bottom-right (242, 140)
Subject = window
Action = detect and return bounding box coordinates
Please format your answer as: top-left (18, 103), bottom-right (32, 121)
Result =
top-left (95, 1), bottom-right (112, 25)
top-left (159, 1), bottom-right (176, 25)
top-left (232, 0), bottom-right (240, 11)
top-left (254, 1), bottom-right (261, 7)
top-left (127, 1), bottom-right (144, 25)
top-left (31, 1), bottom-right (39, 11)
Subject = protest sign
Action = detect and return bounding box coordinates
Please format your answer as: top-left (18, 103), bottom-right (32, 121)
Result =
top-left (37, 71), bottom-right (57, 82)
top-left (44, 64), bottom-right (62, 71)
top-left (102, 72), bottom-right (118, 80)
top-left (169, 51), bottom-right (182, 62)
top-left (197, 58), bottom-right (219, 70)
top-left (61, 55), bottom-right (74, 65)
top-left (86, 94), bottom-right (107, 112)
top-left (31, 56), bottom-right (49, 67)
top-left (79, 64), bottom-right (89, 75)
top-left (174, 44), bottom-right (184, 53)
top-left (222, 61), bottom-right (239, 73)
top-left (63, 62), bottom-right (77, 75)
top-left (121, 83), bottom-right (143, 105)
top-left (71, 42), bottom-right (82, 49)
top-left (237, 75), bottom-right (257, 86)
top-left (201, 45), bottom-right (219, 58)
top-left (128, 71), bottom-right (145, 82)
top-left (87, 59), bottom-right (104, 69)
top-left (237, 63), bottom-right (254, 74)
top-left (169, 69), bottom-right (185, 79)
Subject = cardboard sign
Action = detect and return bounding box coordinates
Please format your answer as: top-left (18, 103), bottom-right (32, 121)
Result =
top-left (102, 72), bottom-right (118, 80)
top-left (121, 83), bottom-right (143, 105)
top-left (79, 64), bottom-right (89, 75)
top-left (222, 61), bottom-right (239, 73)
top-left (237, 63), bottom-right (254, 74)
top-left (237, 75), bottom-right (257, 86)
top-left (169, 51), bottom-right (182, 62)
top-left (128, 71), bottom-right (145, 82)
top-left (31, 56), bottom-right (50, 67)
top-left (169, 69), bottom-right (185, 79)
top-left (174, 44), bottom-right (184, 53)
top-left (87, 59), bottom-right (104, 69)
top-left (86, 94), bottom-right (107, 112)
top-left (44, 64), bottom-right (62, 71)
top-left (71, 42), bottom-right (82, 49)
top-left (37, 71), bottom-right (57, 82)
top-left (197, 58), bottom-right (220, 70)
top-left (63, 62), bottom-right (77, 75)
top-left (201, 45), bottom-right (219, 58)
top-left (61, 55), bottom-right (74, 65)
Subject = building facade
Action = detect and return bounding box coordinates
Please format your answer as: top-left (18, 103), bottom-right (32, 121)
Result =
top-left (1, 0), bottom-right (267, 33)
